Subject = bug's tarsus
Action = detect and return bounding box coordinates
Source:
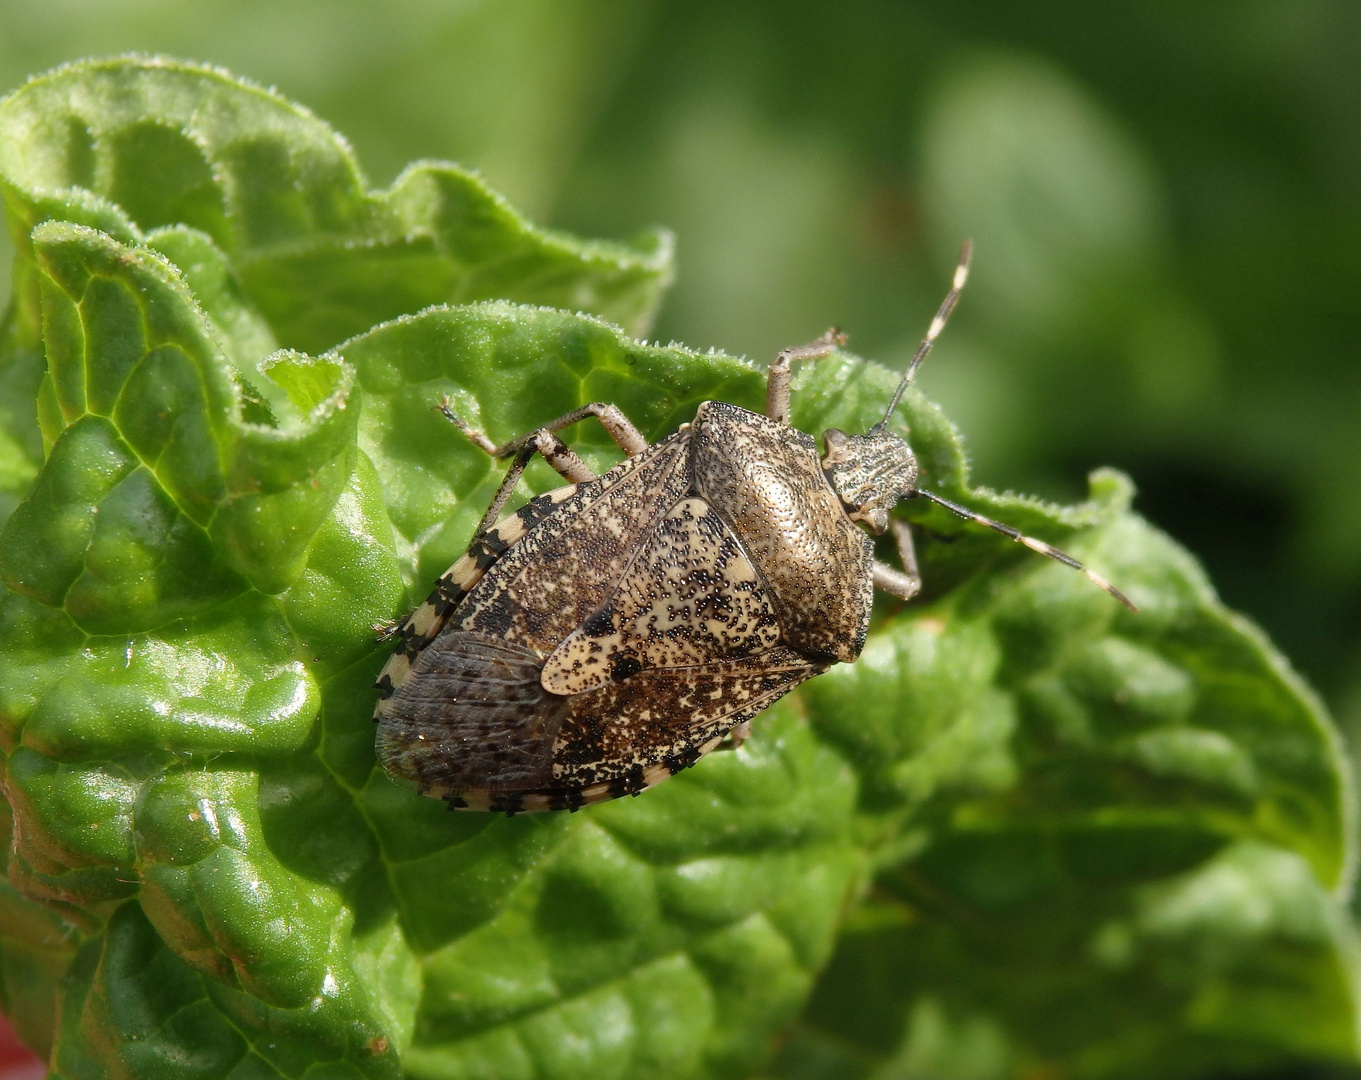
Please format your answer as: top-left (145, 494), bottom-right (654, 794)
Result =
top-left (914, 488), bottom-right (1137, 612)
top-left (714, 719), bottom-right (753, 752)
top-left (766, 327), bottom-right (848, 423)
top-left (372, 618), bottom-right (403, 642)
top-left (872, 240), bottom-right (973, 434)
top-left (436, 398), bottom-right (500, 455)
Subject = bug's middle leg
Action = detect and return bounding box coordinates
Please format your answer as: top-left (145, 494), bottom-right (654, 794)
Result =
top-left (375, 413), bottom-right (594, 645)
top-left (441, 399), bottom-right (648, 461)
top-left (373, 444), bottom-right (546, 645)
top-left (872, 518), bottom-right (922, 601)
top-left (439, 399), bottom-right (600, 485)
top-left (765, 328), bottom-right (847, 424)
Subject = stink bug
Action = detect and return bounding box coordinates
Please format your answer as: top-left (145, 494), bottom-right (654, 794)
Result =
top-left (373, 242), bottom-right (1134, 813)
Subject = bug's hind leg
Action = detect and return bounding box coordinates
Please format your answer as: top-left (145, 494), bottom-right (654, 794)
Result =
top-left (715, 719), bottom-right (753, 752)
top-left (872, 518), bottom-right (922, 602)
top-left (765, 328), bottom-right (847, 424)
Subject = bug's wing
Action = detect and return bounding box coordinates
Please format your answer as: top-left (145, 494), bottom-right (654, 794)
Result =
top-left (541, 496), bottom-right (783, 694)
top-left (457, 431), bottom-right (694, 655)
top-left (375, 632), bottom-right (567, 796)
top-left (374, 482), bottom-right (581, 704)
top-left (545, 647), bottom-right (825, 806)
top-left (376, 636), bottom-right (822, 812)
top-left (379, 429), bottom-right (692, 708)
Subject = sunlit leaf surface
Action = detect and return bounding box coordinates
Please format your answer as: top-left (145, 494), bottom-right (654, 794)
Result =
top-left (0, 57), bottom-right (1353, 1080)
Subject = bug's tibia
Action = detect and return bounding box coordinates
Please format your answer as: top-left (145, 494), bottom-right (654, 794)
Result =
top-left (872, 560), bottom-right (922, 601)
top-left (914, 488), bottom-right (1138, 612)
top-left (766, 328), bottom-right (847, 422)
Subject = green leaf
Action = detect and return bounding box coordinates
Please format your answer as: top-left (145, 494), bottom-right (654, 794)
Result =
top-left (768, 377), bottom-right (1359, 1077)
top-left (0, 53), bottom-right (1353, 1080)
top-left (1, 219), bottom-right (357, 611)
top-left (0, 210), bottom-right (862, 1076)
top-left (774, 839), bottom-right (1361, 1080)
top-left (0, 57), bottom-right (673, 357)
top-left (0, 224), bottom-right (49, 531)
top-left (337, 301), bottom-right (766, 588)
top-left (0, 874), bottom-right (77, 1059)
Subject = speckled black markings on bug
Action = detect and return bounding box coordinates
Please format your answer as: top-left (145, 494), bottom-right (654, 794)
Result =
top-left (373, 241), bottom-right (1137, 814)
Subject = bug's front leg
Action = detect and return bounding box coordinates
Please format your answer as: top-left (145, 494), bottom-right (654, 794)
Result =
top-left (765, 328), bottom-right (846, 423)
top-left (872, 518), bottom-right (922, 601)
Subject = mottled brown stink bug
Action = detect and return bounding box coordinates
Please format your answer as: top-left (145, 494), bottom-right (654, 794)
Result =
top-left (373, 243), bottom-right (1134, 813)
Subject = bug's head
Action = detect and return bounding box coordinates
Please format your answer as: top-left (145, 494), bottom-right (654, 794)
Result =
top-left (816, 241), bottom-right (1138, 614)
top-left (811, 239), bottom-right (974, 533)
top-left (821, 428), bottom-right (918, 535)
top-left (817, 241), bottom-right (972, 535)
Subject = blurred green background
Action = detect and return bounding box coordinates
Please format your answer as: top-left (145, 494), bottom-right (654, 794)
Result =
top-left (1, 2), bottom-right (1358, 764)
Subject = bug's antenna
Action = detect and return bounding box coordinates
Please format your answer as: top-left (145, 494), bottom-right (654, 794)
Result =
top-left (914, 488), bottom-right (1138, 612)
top-left (871, 240), bottom-right (973, 434)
